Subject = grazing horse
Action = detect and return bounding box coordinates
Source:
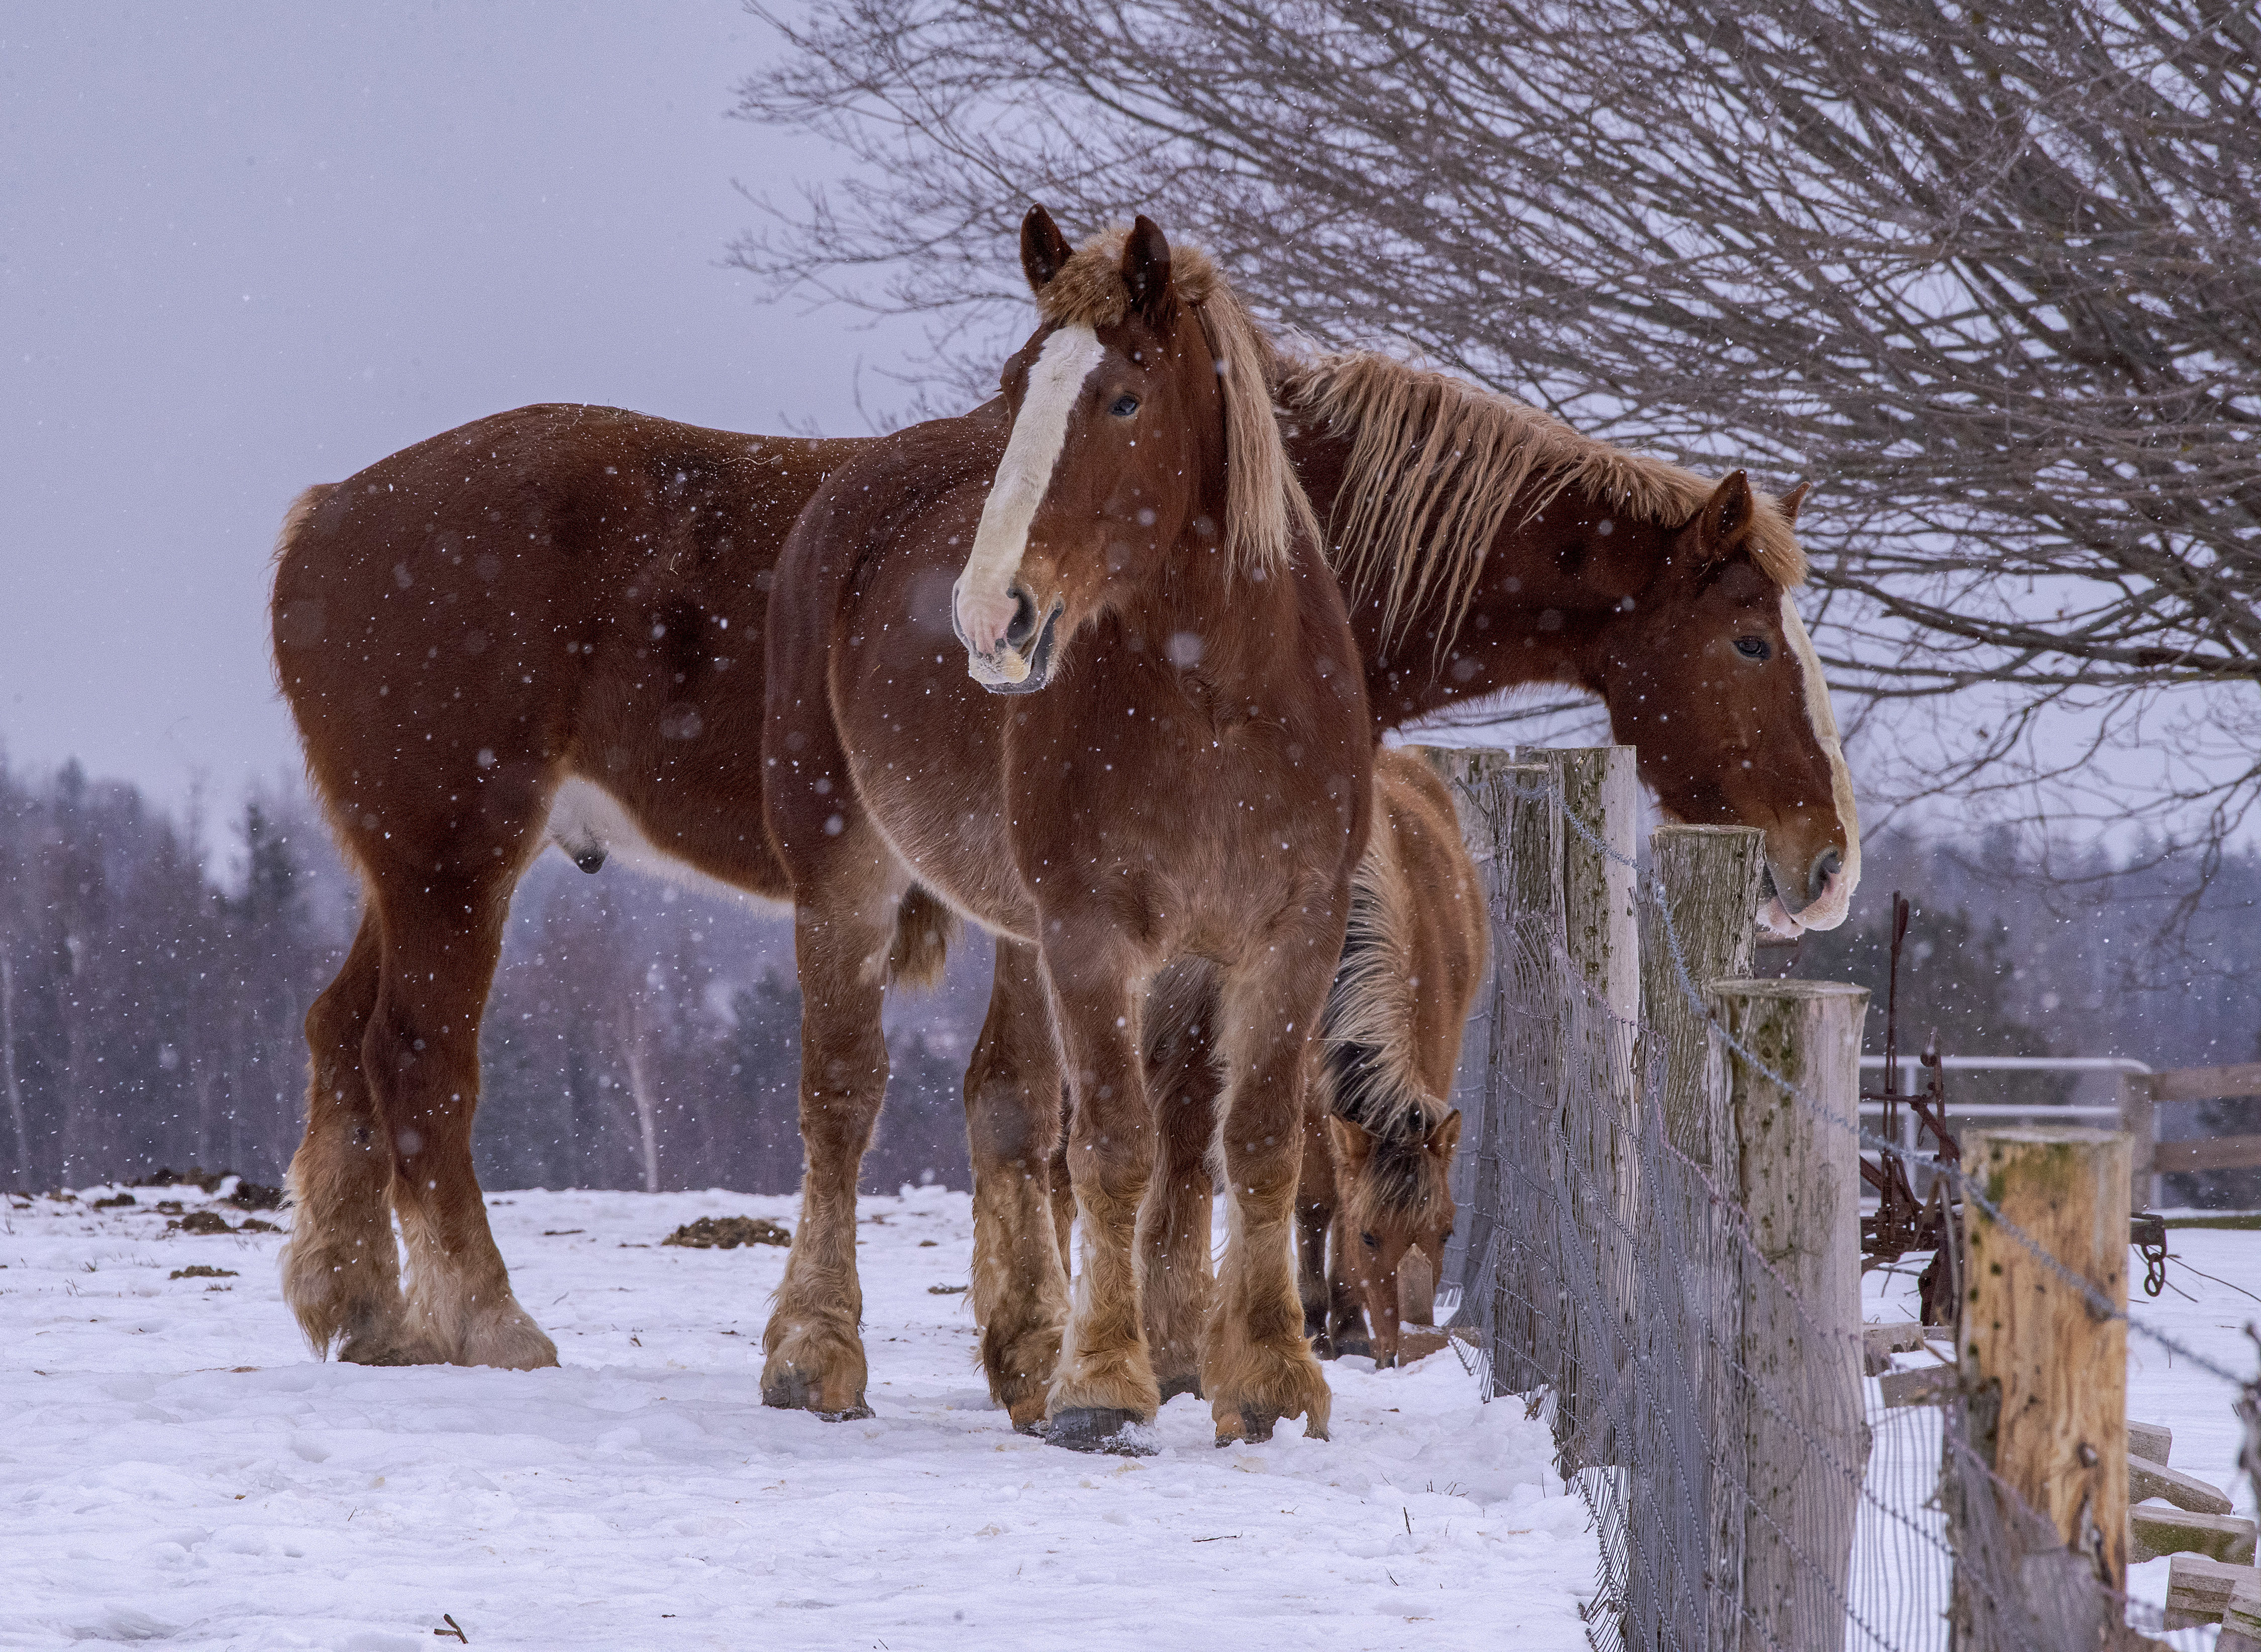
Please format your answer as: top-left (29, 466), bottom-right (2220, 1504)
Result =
top-left (1300, 747), bottom-right (1483, 1369)
top-left (266, 212), bottom-right (1856, 1396)
top-left (762, 214), bottom-right (1366, 1452)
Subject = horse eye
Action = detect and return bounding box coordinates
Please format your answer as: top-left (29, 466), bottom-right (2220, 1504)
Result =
top-left (1109, 394), bottom-right (1140, 418)
top-left (1734, 636), bottom-right (1771, 661)
top-left (1360, 1231), bottom-right (1379, 1250)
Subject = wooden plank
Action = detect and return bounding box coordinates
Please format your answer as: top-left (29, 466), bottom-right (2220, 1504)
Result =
top-left (2131, 1453), bottom-right (2231, 1515)
top-left (2221, 1574), bottom-right (2261, 1651)
top-left (1955, 1127), bottom-right (2132, 1620)
top-left (2167, 1555), bottom-right (2260, 1629)
top-left (2130, 1420), bottom-right (2173, 1465)
top-left (2130, 1506), bottom-right (2257, 1565)
top-left (2150, 1061), bottom-right (2261, 1105)
top-left (1706, 978), bottom-right (1868, 1652)
top-left (2154, 1133), bottom-right (2261, 1174)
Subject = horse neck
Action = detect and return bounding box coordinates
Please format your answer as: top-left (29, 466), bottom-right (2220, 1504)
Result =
top-left (1286, 426), bottom-right (1643, 733)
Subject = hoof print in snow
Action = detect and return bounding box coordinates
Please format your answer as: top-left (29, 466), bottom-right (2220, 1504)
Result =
top-left (170, 1265), bottom-right (237, 1281)
top-left (1047, 1408), bottom-right (1158, 1457)
top-left (927, 1283), bottom-right (968, 1295)
top-left (663, 1215), bottom-right (790, 1250)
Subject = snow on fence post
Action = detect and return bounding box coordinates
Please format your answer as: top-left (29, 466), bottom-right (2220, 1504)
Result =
top-left (1703, 979), bottom-right (1868, 1652)
top-left (1948, 1127), bottom-right (2130, 1646)
top-left (1643, 825), bottom-right (1767, 1649)
top-left (1516, 745), bottom-right (1638, 1467)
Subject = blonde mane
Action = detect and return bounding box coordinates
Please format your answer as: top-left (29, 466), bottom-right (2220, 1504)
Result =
top-left (1280, 351), bottom-right (1807, 647)
top-left (1036, 227), bottom-right (1320, 579)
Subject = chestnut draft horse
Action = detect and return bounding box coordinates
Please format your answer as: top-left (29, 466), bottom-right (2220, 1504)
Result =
top-left (267, 214), bottom-right (1857, 1399)
top-left (765, 217), bottom-right (1366, 1452)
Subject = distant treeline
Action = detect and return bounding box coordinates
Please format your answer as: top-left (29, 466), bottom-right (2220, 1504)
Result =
top-left (3, 757), bottom-right (2253, 1201)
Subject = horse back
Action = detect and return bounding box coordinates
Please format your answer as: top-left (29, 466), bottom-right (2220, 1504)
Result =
top-left (270, 403), bottom-right (854, 898)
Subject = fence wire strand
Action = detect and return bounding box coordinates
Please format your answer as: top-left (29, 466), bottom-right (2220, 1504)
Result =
top-left (1438, 761), bottom-right (2238, 1651)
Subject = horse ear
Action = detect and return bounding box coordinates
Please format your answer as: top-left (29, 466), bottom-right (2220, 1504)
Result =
top-left (1425, 1109), bottom-right (1463, 1160)
top-left (1020, 204), bottom-right (1073, 294)
top-left (1778, 480), bottom-right (1811, 525)
top-left (1120, 215), bottom-right (1174, 323)
top-left (1693, 470), bottom-right (1756, 562)
top-left (1326, 1113), bottom-right (1375, 1176)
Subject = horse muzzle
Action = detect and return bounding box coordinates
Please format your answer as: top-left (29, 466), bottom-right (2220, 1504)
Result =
top-left (954, 582), bottom-right (1065, 695)
top-left (1758, 846), bottom-right (1852, 937)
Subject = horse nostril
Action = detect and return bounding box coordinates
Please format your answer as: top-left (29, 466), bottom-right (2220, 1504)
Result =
top-left (1002, 586), bottom-right (1040, 650)
top-left (1808, 847), bottom-right (1842, 901)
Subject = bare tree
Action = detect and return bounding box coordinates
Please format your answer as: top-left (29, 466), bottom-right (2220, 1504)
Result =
top-left (733, 0), bottom-right (2261, 848)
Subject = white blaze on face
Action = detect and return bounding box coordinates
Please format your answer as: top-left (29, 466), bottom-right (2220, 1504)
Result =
top-left (1760, 592), bottom-right (1861, 934)
top-left (954, 325), bottom-right (1106, 680)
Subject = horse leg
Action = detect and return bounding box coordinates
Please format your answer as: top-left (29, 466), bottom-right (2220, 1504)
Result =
top-left (363, 877), bottom-right (556, 1369)
top-left (1295, 1100), bottom-right (1335, 1357)
top-left (281, 909), bottom-right (428, 1363)
top-left (760, 892), bottom-right (896, 1418)
top-left (1205, 948), bottom-right (1338, 1447)
top-left (1044, 937), bottom-right (1161, 1452)
top-left (1327, 1203), bottom-right (1371, 1360)
top-left (962, 938), bottom-right (1069, 1432)
top-left (1139, 966), bottom-right (1218, 1403)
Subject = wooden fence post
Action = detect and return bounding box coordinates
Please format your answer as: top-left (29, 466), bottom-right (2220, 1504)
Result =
top-left (1430, 752), bottom-right (1565, 1395)
top-left (1517, 746), bottom-right (1639, 1460)
top-left (2118, 1073), bottom-right (2157, 1211)
top-left (1645, 825), bottom-right (1767, 1155)
top-left (1704, 979), bottom-right (1868, 1652)
top-left (1950, 1127), bottom-right (2130, 1646)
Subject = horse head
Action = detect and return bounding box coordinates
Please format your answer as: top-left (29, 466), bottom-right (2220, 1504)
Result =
top-left (951, 206), bottom-right (1309, 692)
top-left (1575, 473), bottom-right (1858, 932)
top-left (1327, 1106), bottom-right (1461, 1369)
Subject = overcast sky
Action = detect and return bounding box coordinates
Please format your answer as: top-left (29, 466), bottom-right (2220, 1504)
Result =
top-left (2, 3), bottom-right (924, 805)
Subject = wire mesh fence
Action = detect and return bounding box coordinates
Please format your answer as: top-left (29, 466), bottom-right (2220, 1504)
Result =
top-left (1433, 749), bottom-right (2245, 1652)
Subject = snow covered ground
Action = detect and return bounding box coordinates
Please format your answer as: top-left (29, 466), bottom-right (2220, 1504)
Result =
top-left (1, 1182), bottom-right (1598, 1651)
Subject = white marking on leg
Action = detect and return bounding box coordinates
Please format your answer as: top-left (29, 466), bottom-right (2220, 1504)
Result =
top-left (955, 325), bottom-right (1105, 671)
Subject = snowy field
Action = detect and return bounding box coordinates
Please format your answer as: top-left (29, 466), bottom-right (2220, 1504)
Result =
top-left (1, 1182), bottom-right (1598, 1651)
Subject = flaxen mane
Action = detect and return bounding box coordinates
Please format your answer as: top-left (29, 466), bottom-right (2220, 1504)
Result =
top-left (1280, 352), bottom-right (1808, 649)
top-left (1037, 227), bottom-right (1321, 580)
top-left (1318, 834), bottom-right (1449, 1218)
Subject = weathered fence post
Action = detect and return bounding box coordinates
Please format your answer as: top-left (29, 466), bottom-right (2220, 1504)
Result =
top-left (1516, 746), bottom-right (1638, 1463)
top-left (1704, 979), bottom-right (1867, 1652)
top-left (2117, 1072), bottom-right (2158, 1211)
top-left (1644, 827), bottom-right (1767, 1649)
top-left (1948, 1127), bottom-right (2130, 1648)
top-left (1431, 751), bottom-right (1565, 1395)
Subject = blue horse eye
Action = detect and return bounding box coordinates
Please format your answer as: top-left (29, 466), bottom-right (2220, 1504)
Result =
top-left (1109, 395), bottom-right (1140, 418)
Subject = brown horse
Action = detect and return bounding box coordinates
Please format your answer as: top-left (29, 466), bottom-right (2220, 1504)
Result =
top-left (1301, 747), bottom-right (1483, 1369)
top-left (267, 217), bottom-right (1856, 1394)
top-left (762, 214), bottom-right (1365, 1452)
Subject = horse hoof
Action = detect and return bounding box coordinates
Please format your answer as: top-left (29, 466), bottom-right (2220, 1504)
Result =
top-left (1156, 1374), bottom-right (1204, 1403)
top-left (1047, 1407), bottom-right (1157, 1456)
top-left (1215, 1405), bottom-right (1279, 1447)
top-left (762, 1369), bottom-right (871, 1420)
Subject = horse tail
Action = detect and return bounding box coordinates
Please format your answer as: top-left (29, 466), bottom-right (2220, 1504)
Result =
top-left (886, 884), bottom-right (959, 991)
